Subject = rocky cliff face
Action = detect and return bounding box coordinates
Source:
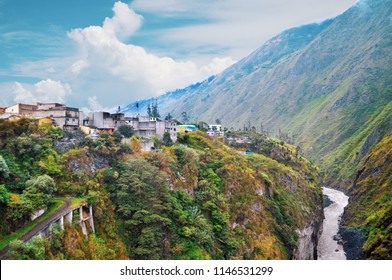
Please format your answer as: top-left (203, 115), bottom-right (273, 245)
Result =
top-left (293, 205), bottom-right (324, 259)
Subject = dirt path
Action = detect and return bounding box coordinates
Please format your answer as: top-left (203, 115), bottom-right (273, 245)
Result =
top-left (0, 199), bottom-right (71, 259)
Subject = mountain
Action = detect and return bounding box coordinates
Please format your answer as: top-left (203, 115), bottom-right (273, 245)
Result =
top-left (126, 0), bottom-right (392, 185)
top-left (121, 76), bottom-right (216, 119)
top-left (124, 0), bottom-right (392, 258)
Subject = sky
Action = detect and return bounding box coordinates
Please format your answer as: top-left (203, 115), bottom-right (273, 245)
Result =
top-left (0, 0), bottom-right (357, 110)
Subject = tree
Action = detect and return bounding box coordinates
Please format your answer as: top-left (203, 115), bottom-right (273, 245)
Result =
top-left (25, 175), bottom-right (56, 207)
top-left (165, 113), bottom-right (173, 121)
top-left (47, 127), bottom-right (64, 140)
top-left (162, 132), bottom-right (173, 146)
top-left (7, 237), bottom-right (47, 260)
top-left (147, 103), bottom-right (152, 117)
top-left (215, 119), bottom-right (221, 125)
top-left (130, 136), bottom-right (142, 155)
top-left (0, 184), bottom-right (10, 205)
top-left (181, 112), bottom-right (189, 124)
top-left (7, 197), bottom-right (33, 224)
top-left (117, 125), bottom-right (134, 138)
top-left (152, 136), bottom-right (162, 149)
top-left (197, 121), bottom-right (209, 131)
top-left (115, 158), bottom-right (172, 259)
top-left (147, 100), bottom-right (160, 118)
top-left (22, 186), bottom-right (47, 210)
top-left (151, 99), bottom-right (160, 118)
top-left (0, 155), bottom-right (10, 180)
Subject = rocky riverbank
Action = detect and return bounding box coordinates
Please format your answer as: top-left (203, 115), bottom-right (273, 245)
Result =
top-left (338, 227), bottom-right (365, 260)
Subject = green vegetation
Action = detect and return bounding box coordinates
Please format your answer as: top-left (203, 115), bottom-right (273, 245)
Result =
top-left (0, 198), bottom-right (64, 250)
top-left (341, 134), bottom-right (392, 259)
top-left (0, 118), bottom-right (127, 259)
top-left (117, 125), bottom-right (134, 138)
top-left (1, 119), bottom-right (322, 259)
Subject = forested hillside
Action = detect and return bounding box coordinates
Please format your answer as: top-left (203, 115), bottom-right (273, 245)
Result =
top-left (0, 119), bottom-right (322, 259)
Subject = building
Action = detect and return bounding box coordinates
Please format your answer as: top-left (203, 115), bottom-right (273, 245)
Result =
top-left (176, 124), bottom-right (198, 134)
top-left (5, 103), bottom-right (80, 131)
top-left (0, 113), bottom-right (19, 121)
top-left (82, 112), bottom-right (126, 134)
top-left (38, 117), bottom-right (54, 126)
top-left (5, 103), bottom-right (38, 116)
top-left (206, 124), bottom-right (224, 137)
top-left (35, 103), bottom-right (79, 131)
top-left (126, 116), bottom-right (177, 142)
top-left (79, 125), bottom-right (100, 140)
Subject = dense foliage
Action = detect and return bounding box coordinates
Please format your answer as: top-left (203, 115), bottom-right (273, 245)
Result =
top-left (0, 119), bottom-right (324, 260)
top-left (0, 118), bottom-right (126, 259)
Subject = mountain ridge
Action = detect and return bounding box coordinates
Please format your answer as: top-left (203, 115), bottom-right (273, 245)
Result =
top-left (124, 0), bottom-right (392, 186)
top-left (123, 0), bottom-right (392, 259)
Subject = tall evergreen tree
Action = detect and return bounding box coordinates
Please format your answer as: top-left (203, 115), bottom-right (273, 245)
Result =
top-left (152, 99), bottom-right (160, 118)
top-left (147, 103), bottom-right (152, 117)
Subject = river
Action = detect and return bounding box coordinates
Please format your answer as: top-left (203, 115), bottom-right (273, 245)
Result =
top-left (317, 187), bottom-right (349, 260)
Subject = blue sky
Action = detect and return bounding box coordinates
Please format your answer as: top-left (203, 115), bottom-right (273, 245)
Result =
top-left (0, 0), bottom-right (357, 110)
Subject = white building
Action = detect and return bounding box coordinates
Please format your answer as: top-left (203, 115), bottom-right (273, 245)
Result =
top-left (207, 124), bottom-right (224, 136)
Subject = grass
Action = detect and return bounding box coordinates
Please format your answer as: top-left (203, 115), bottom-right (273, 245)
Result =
top-left (69, 197), bottom-right (87, 209)
top-left (0, 198), bottom-right (65, 250)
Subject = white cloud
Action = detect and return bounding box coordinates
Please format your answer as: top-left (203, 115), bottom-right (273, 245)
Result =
top-left (202, 57), bottom-right (236, 75)
top-left (66, 1), bottom-right (234, 106)
top-left (13, 82), bottom-right (34, 103)
top-left (1, 0), bottom-right (357, 109)
top-left (102, 1), bottom-right (143, 40)
top-left (13, 79), bottom-right (72, 104)
top-left (71, 60), bottom-right (89, 74)
top-left (131, 0), bottom-right (357, 59)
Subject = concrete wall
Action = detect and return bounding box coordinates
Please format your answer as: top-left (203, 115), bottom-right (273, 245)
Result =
top-left (5, 104), bottom-right (37, 116)
top-left (36, 103), bottom-right (63, 110)
top-left (86, 112), bottom-right (124, 130)
top-left (126, 117), bottom-right (178, 141)
top-left (165, 121), bottom-right (177, 142)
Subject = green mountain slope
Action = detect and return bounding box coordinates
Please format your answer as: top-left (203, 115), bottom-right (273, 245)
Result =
top-left (125, 0), bottom-right (392, 258)
top-left (140, 0), bottom-right (392, 187)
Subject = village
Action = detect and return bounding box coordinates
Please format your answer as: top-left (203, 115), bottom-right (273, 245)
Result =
top-left (0, 102), bottom-right (224, 151)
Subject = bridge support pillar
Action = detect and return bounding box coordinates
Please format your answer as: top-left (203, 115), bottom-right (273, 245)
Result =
top-left (80, 206), bottom-right (88, 239)
top-left (65, 210), bottom-right (73, 224)
top-left (89, 205), bottom-right (95, 233)
top-left (60, 216), bottom-right (64, 231)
